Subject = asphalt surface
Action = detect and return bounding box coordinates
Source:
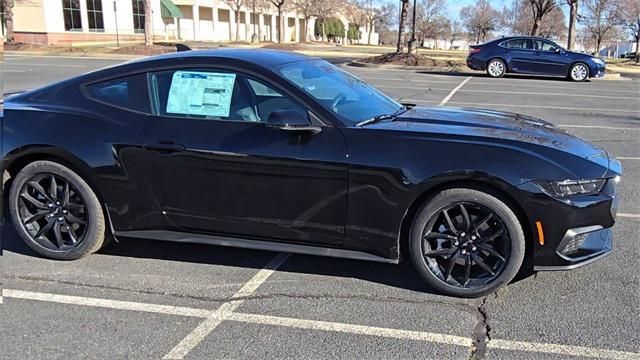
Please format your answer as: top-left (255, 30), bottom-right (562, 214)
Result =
top-left (1, 54), bottom-right (639, 359)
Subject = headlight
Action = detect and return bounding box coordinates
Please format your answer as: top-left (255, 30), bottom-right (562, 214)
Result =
top-left (534, 179), bottom-right (606, 198)
top-left (592, 57), bottom-right (605, 65)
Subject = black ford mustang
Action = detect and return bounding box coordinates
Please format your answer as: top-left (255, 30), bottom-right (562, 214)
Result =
top-left (0, 50), bottom-right (622, 297)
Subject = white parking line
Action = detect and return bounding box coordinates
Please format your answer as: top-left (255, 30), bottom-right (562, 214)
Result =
top-left (619, 213), bottom-right (640, 218)
top-left (439, 77), bottom-right (472, 105)
top-left (2, 289), bottom-right (212, 318)
top-left (618, 157), bottom-right (640, 160)
top-left (404, 100), bottom-right (640, 114)
top-left (162, 253), bottom-right (290, 359)
top-left (3, 287), bottom-right (640, 359)
top-left (359, 75), bottom-right (640, 93)
top-left (377, 86), bottom-right (638, 100)
top-left (5, 63), bottom-right (88, 68)
top-left (487, 339), bottom-right (640, 360)
top-left (559, 125), bottom-right (640, 131)
top-left (227, 312), bottom-right (473, 347)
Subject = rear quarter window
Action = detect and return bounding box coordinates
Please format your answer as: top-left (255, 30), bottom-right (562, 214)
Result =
top-left (85, 73), bottom-right (150, 113)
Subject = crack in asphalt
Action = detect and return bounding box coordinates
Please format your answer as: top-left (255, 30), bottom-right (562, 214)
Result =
top-left (3, 274), bottom-right (480, 317)
top-left (469, 292), bottom-right (497, 359)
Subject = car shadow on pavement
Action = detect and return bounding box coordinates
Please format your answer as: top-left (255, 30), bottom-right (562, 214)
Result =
top-left (1, 224), bottom-right (534, 295)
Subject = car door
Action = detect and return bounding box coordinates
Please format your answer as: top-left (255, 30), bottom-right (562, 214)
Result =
top-left (531, 40), bottom-right (569, 75)
top-left (501, 39), bottom-right (534, 73)
top-left (139, 68), bottom-right (349, 246)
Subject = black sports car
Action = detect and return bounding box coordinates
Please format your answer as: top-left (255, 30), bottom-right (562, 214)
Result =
top-left (0, 50), bottom-right (622, 297)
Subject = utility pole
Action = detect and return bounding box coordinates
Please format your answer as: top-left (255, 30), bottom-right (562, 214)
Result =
top-left (113, 1), bottom-right (120, 47)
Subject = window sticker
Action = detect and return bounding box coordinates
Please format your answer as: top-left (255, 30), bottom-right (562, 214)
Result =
top-left (166, 71), bottom-right (236, 117)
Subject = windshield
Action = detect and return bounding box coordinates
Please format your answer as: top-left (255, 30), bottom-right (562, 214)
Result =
top-left (276, 60), bottom-right (402, 125)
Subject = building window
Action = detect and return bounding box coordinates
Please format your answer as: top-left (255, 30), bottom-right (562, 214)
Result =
top-left (62, 0), bottom-right (82, 31)
top-left (86, 0), bottom-right (104, 32)
top-left (132, 0), bottom-right (145, 34)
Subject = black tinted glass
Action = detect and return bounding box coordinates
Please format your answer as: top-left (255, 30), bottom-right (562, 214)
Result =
top-left (86, 74), bottom-right (150, 113)
top-left (504, 39), bottom-right (531, 49)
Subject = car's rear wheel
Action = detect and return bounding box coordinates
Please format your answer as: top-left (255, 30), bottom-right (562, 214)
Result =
top-left (569, 63), bottom-right (589, 82)
top-left (486, 59), bottom-right (506, 78)
top-left (410, 188), bottom-right (525, 297)
top-left (9, 160), bottom-right (105, 260)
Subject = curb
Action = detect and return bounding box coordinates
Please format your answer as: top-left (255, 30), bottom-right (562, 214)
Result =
top-left (349, 59), bottom-right (478, 75)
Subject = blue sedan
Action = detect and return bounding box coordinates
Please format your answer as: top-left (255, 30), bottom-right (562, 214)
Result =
top-left (466, 36), bottom-right (607, 81)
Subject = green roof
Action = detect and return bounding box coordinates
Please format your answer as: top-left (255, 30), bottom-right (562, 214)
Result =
top-left (160, 0), bottom-right (182, 18)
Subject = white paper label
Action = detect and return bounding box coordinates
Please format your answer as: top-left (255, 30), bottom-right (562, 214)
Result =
top-left (166, 71), bottom-right (236, 117)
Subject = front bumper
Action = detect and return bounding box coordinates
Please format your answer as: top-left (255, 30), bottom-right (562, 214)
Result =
top-left (517, 176), bottom-right (619, 271)
top-left (534, 226), bottom-right (612, 270)
top-left (590, 65), bottom-right (606, 78)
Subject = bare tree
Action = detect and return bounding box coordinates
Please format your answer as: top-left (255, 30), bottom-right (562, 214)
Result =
top-left (223, 0), bottom-right (245, 42)
top-left (449, 19), bottom-right (462, 48)
top-left (501, 0), bottom-right (566, 38)
top-left (270, 0), bottom-right (288, 43)
top-left (246, 0), bottom-right (266, 42)
top-left (622, 0), bottom-right (640, 62)
top-left (312, 0), bottom-right (341, 42)
top-left (2, 0), bottom-right (14, 42)
top-left (581, 0), bottom-right (623, 54)
top-left (358, 0), bottom-right (387, 45)
top-left (414, 0), bottom-right (445, 43)
top-left (144, 0), bottom-right (153, 45)
top-left (345, 1), bottom-right (365, 44)
top-left (460, 0), bottom-right (498, 43)
top-left (374, 2), bottom-right (397, 45)
top-left (396, 0), bottom-right (409, 52)
top-left (566, 0), bottom-right (578, 49)
top-left (294, 0), bottom-right (316, 41)
top-left (526, 0), bottom-right (559, 36)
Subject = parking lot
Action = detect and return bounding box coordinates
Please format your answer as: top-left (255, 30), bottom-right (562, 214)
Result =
top-left (1, 54), bottom-right (639, 359)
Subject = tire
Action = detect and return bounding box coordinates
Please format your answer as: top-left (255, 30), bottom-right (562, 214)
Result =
top-left (9, 160), bottom-right (106, 260)
top-left (486, 59), bottom-right (506, 78)
top-left (409, 188), bottom-right (525, 298)
top-left (569, 62), bottom-right (589, 82)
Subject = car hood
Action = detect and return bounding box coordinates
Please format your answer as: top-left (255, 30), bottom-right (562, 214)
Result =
top-left (373, 106), bottom-right (610, 169)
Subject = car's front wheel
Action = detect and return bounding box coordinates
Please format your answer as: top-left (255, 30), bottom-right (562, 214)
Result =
top-left (486, 59), bottom-right (506, 78)
top-left (569, 63), bottom-right (589, 82)
top-left (410, 188), bottom-right (525, 297)
top-left (9, 160), bottom-right (106, 260)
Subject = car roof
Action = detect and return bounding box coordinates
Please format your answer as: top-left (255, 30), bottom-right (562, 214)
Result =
top-left (127, 48), bottom-right (317, 69)
top-left (495, 36), bottom-right (555, 42)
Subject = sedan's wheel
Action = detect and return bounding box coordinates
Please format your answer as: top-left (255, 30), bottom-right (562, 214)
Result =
top-left (569, 63), bottom-right (589, 82)
top-left (9, 161), bottom-right (105, 260)
top-left (486, 59), bottom-right (506, 78)
top-left (410, 188), bottom-right (524, 297)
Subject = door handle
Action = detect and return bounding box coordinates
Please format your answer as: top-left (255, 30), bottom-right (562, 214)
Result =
top-left (144, 140), bottom-right (185, 154)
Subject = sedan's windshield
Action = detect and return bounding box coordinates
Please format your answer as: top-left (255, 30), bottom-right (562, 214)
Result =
top-left (276, 60), bottom-right (403, 125)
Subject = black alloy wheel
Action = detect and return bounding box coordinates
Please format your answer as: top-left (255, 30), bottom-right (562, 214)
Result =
top-left (422, 202), bottom-right (510, 288)
top-left (410, 188), bottom-right (525, 297)
top-left (17, 173), bottom-right (88, 250)
top-left (9, 160), bottom-right (106, 260)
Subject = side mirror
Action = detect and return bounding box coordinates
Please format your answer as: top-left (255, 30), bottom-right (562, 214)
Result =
top-left (554, 48), bottom-right (562, 54)
top-left (267, 110), bottom-right (321, 134)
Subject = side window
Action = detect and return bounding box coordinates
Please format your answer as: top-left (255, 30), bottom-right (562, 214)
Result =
top-left (503, 39), bottom-right (531, 50)
top-left (534, 40), bottom-right (557, 52)
top-left (245, 77), bottom-right (309, 123)
top-left (86, 73), bottom-right (150, 113)
top-left (247, 79), bottom-right (283, 98)
top-left (149, 69), bottom-right (260, 123)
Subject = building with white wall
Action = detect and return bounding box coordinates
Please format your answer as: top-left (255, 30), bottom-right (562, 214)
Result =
top-left (5, 0), bottom-right (378, 45)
